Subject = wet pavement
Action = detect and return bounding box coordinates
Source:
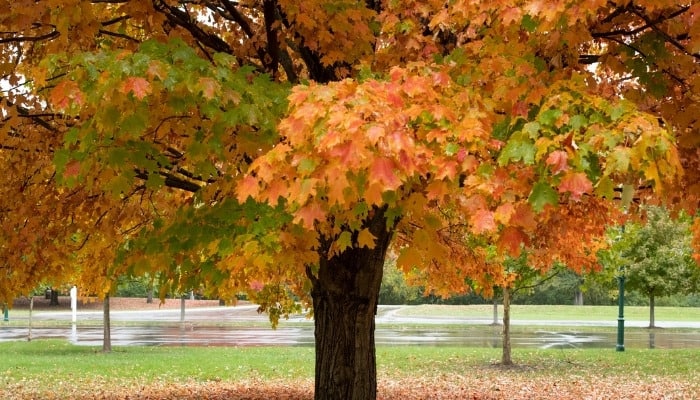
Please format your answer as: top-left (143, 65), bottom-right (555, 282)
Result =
top-left (1, 306), bottom-right (699, 349)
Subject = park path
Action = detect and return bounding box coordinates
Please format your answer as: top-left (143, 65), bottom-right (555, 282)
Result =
top-left (2, 304), bottom-right (699, 348)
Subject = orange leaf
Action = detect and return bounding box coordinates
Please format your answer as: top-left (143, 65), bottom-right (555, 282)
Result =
top-left (497, 226), bottom-right (528, 257)
top-left (236, 175), bottom-right (260, 202)
top-left (49, 80), bottom-right (83, 110)
top-left (121, 77), bottom-right (151, 100)
top-left (471, 209), bottom-right (496, 234)
top-left (294, 202), bottom-right (326, 230)
top-left (357, 228), bottom-right (376, 249)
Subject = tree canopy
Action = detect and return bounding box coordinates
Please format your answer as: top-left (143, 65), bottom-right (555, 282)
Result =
top-left (1, 1), bottom-right (697, 399)
top-left (598, 206), bottom-right (700, 326)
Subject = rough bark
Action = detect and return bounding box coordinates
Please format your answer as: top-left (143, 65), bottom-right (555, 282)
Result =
top-left (103, 295), bottom-right (111, 353)
top-left (309, 208), bottom-right (393, 400)
top-left (501, 286), bottom-right (512, 366)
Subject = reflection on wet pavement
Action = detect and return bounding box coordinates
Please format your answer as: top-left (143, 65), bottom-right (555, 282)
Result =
top-left (2, 306), bottom-right (699, 349)
top-left (2, 324), bottom-right (699, 349)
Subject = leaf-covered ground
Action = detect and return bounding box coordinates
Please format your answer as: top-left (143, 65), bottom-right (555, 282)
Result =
top-left (4, 374), bottom-right (697, 399)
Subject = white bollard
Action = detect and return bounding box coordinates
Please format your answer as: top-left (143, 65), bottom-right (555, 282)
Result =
top-left (70, 286), bottom-right (77, 323)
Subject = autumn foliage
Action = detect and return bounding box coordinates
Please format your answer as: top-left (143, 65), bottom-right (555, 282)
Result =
top-left (0, 1), bottom-right (698, 399)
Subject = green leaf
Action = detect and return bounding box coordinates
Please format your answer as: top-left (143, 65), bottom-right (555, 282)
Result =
top-left (523, 121), bottom-right (540, 139)
top-left (145, 173), bottom-right (165, 190)
top-left (621, 184), bottom-right (635, 208)
top-left (521, 14), bottom-right (538, 32)
top-left (445, 142), bottom-right (460, 156)
top-left (298, 158), bottom-right (317, 174)
top-left (107, 148), bottom-right (128, 167)
top-left (605, 147), bottom-right (630, 175)
top-left (569, 114), bottom-right (587, 131)
top-left (120, 112), bottom-right (148, 135)
top-left (595, 176), bottom-right (615, 199)
top-left (64, 128), bottom-right (80, 146)
top-left (610, 104), bottom-right (626, 121)
top-left (538, 109), bottom-right (562, 126)
top-left (498, 134), bottom-right (536, 166)
top-left (528, 181), bottom-right (559, 212)
top-left (335, 231), bottom-right (353, 253)
top-left (107, 175), bottom-right (132, 197)
top-left (492, 116), bottom-right (511, 141)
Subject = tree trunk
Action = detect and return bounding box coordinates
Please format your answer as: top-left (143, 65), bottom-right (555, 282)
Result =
top-left (309, 208), bottom-right (393, 400)
top-left (180, 295), bottom-right (186, 323)
top-left (501, 286), bottom-right (512, 366)
top-left (491, 297), bottom-right (500, 325)
top-left (103, 295), bottom-right (111, 353)
top-left (574, 289), bottom-right (583, 306)
top-left (28, 296), bottom-right (33, 341)
top-left (49, 289), bottom-right (60, 306)
top-left (147, 286), bottom-right (154, 304)
top-left (649, 293), bottom-right (655, 328)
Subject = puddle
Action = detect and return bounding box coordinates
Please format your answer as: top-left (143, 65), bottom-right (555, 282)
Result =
top-left (1, 325), bottom-right (698, 349)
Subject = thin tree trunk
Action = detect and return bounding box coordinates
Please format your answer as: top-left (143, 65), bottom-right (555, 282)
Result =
top-left (492, 297), bottom-right (500, 325)
top-left (574, 289), bottom-right (584, 306)
top-left (28, 296), bottom-right (33, 341)
top-left (649, 293), bottom-right (655, 328)
top-left (180, 295), bottom-right (186, 323)
top-left (103, 295), bottom-right (111, 353)
top-left (147, 285), bottom-right (154, 304)
top-left (310, 207), bottom-right (393, 400)
top-left (502, 286), bottom-right (512, 366)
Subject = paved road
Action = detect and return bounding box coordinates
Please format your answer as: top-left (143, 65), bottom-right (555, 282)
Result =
top-left (14, 305), bottom-right (700, 328)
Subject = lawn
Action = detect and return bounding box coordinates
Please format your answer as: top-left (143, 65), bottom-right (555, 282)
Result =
top-left (395, 304), bottom-right (700, 322)
top-left (1, 340), bottom-right (698, 399)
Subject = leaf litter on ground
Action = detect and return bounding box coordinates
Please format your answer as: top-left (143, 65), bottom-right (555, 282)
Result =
top-left (3, 374), bottom-right (698, 399)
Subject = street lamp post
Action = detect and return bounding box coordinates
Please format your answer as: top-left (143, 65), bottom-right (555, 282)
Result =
top-left (616, 270), bottom-right (625, 352)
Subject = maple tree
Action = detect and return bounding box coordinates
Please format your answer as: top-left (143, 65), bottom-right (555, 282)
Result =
top-left (0, 1), bottom-right (697, 399)
top-left (598, 206), bottom-right (700, 328)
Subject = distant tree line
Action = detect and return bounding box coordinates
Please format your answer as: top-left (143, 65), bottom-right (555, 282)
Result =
top-left (379, 257), bottom-right (700, 307)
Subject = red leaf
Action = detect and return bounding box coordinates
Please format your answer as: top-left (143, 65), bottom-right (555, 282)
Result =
top-left (370, 157), bottom-right (401, 189)
top-left (65, 160), bottom-right (81, 178)
top-left (558, 172), bottom-right (592, 201)
top-left (546, 150), bottom-right (568, 174)
top-left (511, 100), bottom-right (529, 117)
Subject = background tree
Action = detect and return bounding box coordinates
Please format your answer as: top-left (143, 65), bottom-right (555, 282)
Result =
top-left (598, 206), bottom-right (700, 328)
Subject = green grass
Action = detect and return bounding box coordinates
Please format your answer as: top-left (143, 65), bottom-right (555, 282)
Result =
top-left (2, 340), bottom-right (698, 386)
top-left (2, 340), bottom-right (314, 386)
top-left (396, 304), bottom-right (700, 322)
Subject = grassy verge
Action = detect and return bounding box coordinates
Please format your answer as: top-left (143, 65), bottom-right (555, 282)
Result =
top-left (2, 340), bottom-right (699, 383)
top-left (2, 340), bottom-right (698, 399)
top-left (396, 304), bottom-right (700, 322)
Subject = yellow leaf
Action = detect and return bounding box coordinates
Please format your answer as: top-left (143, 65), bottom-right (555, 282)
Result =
top-left (357, 228), bottom-right (376, 249)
